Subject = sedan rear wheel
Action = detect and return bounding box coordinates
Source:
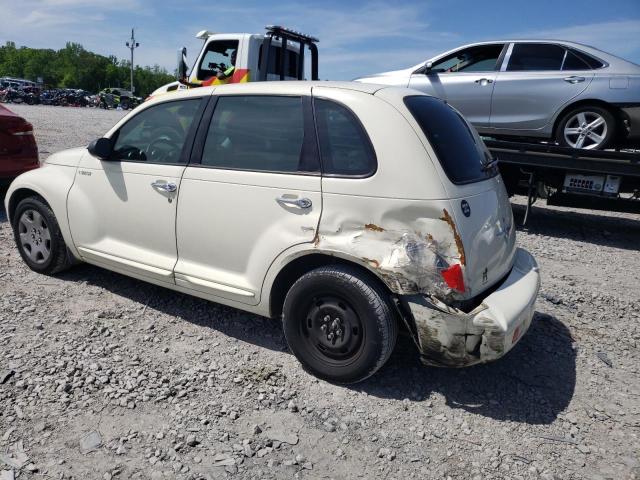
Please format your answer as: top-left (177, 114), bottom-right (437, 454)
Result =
top-left (557, 106), bottom-right (615, 150)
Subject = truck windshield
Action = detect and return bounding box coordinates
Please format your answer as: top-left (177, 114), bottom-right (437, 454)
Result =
top-left (404, 95), bottom-right (497, 184)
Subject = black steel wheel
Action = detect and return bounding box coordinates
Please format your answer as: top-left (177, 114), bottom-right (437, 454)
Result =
top-left (283, 265), bottom-right (397, 384)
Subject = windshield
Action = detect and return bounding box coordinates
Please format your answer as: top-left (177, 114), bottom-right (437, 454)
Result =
top-left (404, 95), bottom-right (497, 184)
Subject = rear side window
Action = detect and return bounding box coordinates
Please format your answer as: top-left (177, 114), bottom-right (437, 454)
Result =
top-left (202, 95), bottom-right (318, 173)
top-left (569, 48), bottom-right (605, 69)
top-left (562, 50), bottom-right (590, 70)
top-left (314, 99), bottom-right (376, 176)
top-left (507, 43), bottom-right (565, 71)
top-left (404, 96), bottom-right (496, 184)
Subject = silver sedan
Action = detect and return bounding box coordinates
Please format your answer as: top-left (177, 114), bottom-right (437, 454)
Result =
top-left (356, 40), bottom-right (640, 149)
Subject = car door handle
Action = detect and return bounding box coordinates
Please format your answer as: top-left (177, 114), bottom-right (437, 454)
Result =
top-left (276, 196), bottom-right (312, 209)
top-left (563, 76), bottom-right (585, 84)
top-left (474, 78), bottom-right (493, 85)
top-left (151, 181), bottom-right (177, 192)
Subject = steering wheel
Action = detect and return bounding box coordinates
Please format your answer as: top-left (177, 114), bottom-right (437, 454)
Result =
top-left (145, 127), bottom-right (182, 163)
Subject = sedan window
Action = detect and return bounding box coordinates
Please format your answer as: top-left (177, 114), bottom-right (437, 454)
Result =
top-left (111, 99), bottom-right (202, 164)
top-left (506, 43), bottom-right (565, 71)
top-left (430, 44), bottom-right (504, 73)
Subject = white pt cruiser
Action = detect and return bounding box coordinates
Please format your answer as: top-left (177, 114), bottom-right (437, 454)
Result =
top-left (5, 82), bottom-right (540, 384)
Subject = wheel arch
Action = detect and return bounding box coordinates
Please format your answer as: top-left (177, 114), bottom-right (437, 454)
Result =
top-left (268, 252), bottom-right (395, 319)
top-left (552, 99), bottom-right (623, 139)
top-left (7, 187), bottom-right (50, 225)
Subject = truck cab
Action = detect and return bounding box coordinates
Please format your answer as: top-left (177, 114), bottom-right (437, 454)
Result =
top-left (151, 26), bottom-right (319, 97)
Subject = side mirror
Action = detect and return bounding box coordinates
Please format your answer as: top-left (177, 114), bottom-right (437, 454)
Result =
top-left (177, 47), bottom-right (188, 82)
top-left (424, 61), bottom-right (434, 74)
top-left (88, 137), bottom-right (113, 160)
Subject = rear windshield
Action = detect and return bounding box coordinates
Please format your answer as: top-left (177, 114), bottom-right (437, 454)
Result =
top-left (404, 95), bottom-right (497, 184)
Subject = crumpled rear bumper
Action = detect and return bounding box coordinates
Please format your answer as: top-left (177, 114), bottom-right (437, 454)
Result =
top-left (402, 248), bottom-right (540, 367)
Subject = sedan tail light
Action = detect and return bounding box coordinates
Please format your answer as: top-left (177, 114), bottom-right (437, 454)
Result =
top-left (8, 123), bottom-right (34, 136)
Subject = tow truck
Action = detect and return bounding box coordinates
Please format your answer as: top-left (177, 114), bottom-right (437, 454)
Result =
top-left (486, 139), bottom-right (640, 223)
top-left (150, 25), bottom-right (319, 96)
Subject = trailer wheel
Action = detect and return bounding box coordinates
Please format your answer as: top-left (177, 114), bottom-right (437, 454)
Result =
top-left (556, 105), bottom-right (615, 150)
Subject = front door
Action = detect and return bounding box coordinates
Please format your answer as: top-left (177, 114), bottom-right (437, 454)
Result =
top-left (409, 43), bottom-right (505, 127)
top-left (490, 43), bottom-right (594, 131)
top-left (174, 93), bottom-right (322, 305)
top-left (67, 97), bottom-right (205, 283)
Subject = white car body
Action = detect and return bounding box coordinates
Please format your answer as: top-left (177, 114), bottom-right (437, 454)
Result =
top-left (5, 81), bottom-right (540, 374)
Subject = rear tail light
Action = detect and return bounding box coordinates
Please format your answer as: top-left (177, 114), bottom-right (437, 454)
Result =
top-left (8, 123), bottom-right (34, 136)
top-left (440, 263), bottom-right (465, 293)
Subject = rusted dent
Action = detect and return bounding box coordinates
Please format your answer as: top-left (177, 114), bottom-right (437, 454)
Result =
top-left (440, 209), bottom-right (466, 266)
top-left (364, 223), bottom-right (385, 232)
top-left (362, 257), bottom-right (380, 268)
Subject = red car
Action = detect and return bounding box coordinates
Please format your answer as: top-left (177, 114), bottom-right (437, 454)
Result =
top-left (0, 104), bottom-right (39, 188)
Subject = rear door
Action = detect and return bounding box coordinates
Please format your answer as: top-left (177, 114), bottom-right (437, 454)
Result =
top-left (490, 43), bottom-right (594, 131)
top-left (409, 44), bottom-right (505, 127)
top-left (174, 92), bottom-right (322, 305)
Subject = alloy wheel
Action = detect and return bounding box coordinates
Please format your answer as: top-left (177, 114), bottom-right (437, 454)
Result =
top-left (563, 111), bottom-right (608, 149)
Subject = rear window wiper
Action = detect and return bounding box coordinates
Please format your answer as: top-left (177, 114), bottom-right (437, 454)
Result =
top-left (480, 156), bottom-right (498, 171)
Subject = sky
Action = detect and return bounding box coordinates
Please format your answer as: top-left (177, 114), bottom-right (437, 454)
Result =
top-left (0, 0), bottom-right (639, 80)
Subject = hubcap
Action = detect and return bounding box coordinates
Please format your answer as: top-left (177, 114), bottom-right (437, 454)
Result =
top-left (18, 210), bottom-right (51, 264)
top-left (301, 295), bottom-right (364, 365)
top-left (564, 111), bottom-right (608, 150)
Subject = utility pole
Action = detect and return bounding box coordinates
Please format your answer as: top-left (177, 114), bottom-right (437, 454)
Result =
top-left (125, 28), bottom-right (139, 94)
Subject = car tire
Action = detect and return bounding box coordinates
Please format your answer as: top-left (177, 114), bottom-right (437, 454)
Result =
top-left (12, 196), bottom-right (74, 275)
top-left (283, 265), bottom-right (398, 384)
top-left (556, 105), bottom-right (615, 150)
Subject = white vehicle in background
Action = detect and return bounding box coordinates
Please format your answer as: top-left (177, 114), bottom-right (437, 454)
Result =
top-left (150, 25), bottom-right (319, 97)
top-left (5, 81), bottom-right (540, 383)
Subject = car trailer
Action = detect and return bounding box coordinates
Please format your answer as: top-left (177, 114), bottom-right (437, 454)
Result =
top-left (485, 139), bottom-right (640, 224)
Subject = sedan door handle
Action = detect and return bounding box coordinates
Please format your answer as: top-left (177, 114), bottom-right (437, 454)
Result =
top-left (151, 181), bottom-right (177, 192)
top-left (474, 78), bottom-right (494, 85)
top-left (563, 76), bottom-right (585, 84)
top-left (276, 196), bottom-right (312, 209)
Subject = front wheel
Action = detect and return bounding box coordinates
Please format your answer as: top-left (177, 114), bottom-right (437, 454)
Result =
top-left (12, 197), bottom-right (74, 274)
top-left (283, 265), bottom-right (398, 384)
top-left (556, 106), bottom-right (615, 150)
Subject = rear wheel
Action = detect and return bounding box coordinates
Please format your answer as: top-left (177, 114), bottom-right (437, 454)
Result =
top-left (556, 105), bottom-right (615, 150)
top-left (283, 265), bottom-right (398, 384)
top-left (12, 197), bottom-right (73, 274)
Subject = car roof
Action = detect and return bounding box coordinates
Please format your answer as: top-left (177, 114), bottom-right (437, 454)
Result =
top-left (147, 81), bottom-right (390, 105)
top-left (418, 39), bottom-right (640, 71)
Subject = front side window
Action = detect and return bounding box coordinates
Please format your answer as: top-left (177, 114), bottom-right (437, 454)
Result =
top-left (202, 95), bottom-right (317, 173)
top-left (314, 99), bottom-right (376, 176)
top-left (198, 40), bottom-right (239, 80)
top-left (507, 43), bottom-right (565, 71)
top-left (404, 95), bottom-right (497, 184)
top-left (111, 99), bottom-right (202, 164)
top-left (430, 45), bottom-right (505, 73)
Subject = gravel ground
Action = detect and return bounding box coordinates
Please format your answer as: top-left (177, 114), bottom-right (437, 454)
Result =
top-left (1, 104), bottom-right (639, 480)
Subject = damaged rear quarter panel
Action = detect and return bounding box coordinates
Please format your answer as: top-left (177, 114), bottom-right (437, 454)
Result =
top-left (314, 195), bottom-right (465, 299)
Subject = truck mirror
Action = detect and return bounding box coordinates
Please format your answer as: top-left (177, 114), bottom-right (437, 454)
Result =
top-left (177, 47), bottom-right (188, 82)
top-left (424, 61), bottom-right (434, 73)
